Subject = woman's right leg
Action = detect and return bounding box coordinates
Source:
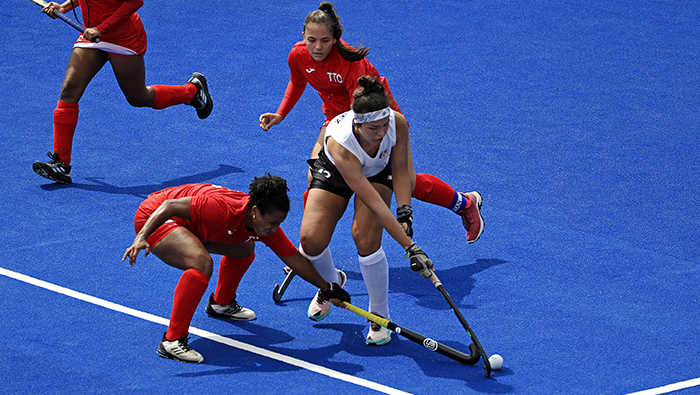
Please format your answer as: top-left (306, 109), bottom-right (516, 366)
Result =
top-left (33, 48), bottom-right (107, 183)
top-left (299, 188), bottom-right (349, 320)
top-left (150, 227), bottom-right (213, 363)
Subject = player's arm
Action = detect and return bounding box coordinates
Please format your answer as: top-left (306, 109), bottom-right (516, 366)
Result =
top-left (391, 113), bottom-right (412, 208)
top-left (328, 138), bottom-right (413, 249)
top-left (92, 0), bottom-right (141, 38)
top-left (43, 1), bottom-right (77, 17)
top-left (389, 112), bottom-right (414, 236)
top-left (278, 251), bottom-right (350, 306)
top-left (122, 197), bottom-right (192, 266)
top-left (260, 51), bottom-right (308, 130)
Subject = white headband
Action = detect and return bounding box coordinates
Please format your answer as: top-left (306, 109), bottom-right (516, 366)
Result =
top-left (354, 107), bottom-right (391, 124)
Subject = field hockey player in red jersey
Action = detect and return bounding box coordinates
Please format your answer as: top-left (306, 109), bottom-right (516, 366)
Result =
top-left (32, 0), bottom-right (213, 185)
top-left (259, 1), bottom-right (484, 243)
top-left (123, 175), bottom-right (350, 363)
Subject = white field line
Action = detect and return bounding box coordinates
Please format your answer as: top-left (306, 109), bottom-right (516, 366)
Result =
top-left (0, 267), bottom-right (412, 395)
top-left (625, 378), bottom-right (700, 395)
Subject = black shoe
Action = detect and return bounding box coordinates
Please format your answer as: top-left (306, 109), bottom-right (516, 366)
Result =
top-left (32, 152), bottom-right (72, 184)
top-left (205, 293), bottom-right (256, 320)
top-left (156, 332), bottom-right (203, 363)
top-left (186, 72), bottom-right (213, 119)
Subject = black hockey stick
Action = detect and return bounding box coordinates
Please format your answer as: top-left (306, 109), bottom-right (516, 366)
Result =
top-left (272, 266), bottom-right (296, 303)
top-left (425, 269), bottom-right (492, 377)
top-left (343, 302), bottom-right (480, 366)
top-left (29, 0), bottom-right (100, 43)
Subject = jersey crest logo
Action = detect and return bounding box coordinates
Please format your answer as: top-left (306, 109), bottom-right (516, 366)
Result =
top-left (305, 68), bottom-right (316, 73)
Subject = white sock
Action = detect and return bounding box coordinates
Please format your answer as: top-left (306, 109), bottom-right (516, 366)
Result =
top-left (358, 246), bottom-right (389, 318)
top-left (299, 245), bottom-right (338, 283)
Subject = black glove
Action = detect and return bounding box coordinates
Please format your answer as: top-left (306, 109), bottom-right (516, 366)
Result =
top-left (319, 282), bottom-right (351, 303)
top-left (396, 204), bottom-right (413, 238)
top-left (405, 243), bottom-right (434, 278)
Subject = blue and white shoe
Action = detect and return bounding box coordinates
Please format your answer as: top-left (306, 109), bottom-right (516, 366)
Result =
top-left (366, 315), bottom-right (392, 346)
top-left (307, 269), bottom-right (347, 321)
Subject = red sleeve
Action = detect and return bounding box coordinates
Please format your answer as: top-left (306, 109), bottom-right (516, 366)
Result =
top-left (276, 80), bottom-right (306, 118)
top-left (262, 227), bottom-right (298, 258)
top-left (275, 46), bottom-right (308, 118)
top-left (96, 0), bottom-right (143, 34)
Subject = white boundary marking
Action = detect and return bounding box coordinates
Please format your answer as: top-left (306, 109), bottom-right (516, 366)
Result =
top-left (0, 267), bottom-right (412, 395)
top-left (625, 378), bottom-right (700, 395)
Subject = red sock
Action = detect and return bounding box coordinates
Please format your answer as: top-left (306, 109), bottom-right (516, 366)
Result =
top-left (412, 173), bottom-right (470, 211)
top-left (150, 84), bottom-right (197, 109)
top-left (53, 100), bottom-right (79, 166)
top-left (166, 268), bottom-right (210, 341)
top-left (214, 255), bottom-right (255, 306)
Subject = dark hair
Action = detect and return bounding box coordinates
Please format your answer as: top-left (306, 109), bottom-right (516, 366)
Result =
top-left (304, 2), bottom-right (369, 62)
top-left (351, 76), bottom-right (391, 114)
top-left (248, 173), bottom-right (290, 215)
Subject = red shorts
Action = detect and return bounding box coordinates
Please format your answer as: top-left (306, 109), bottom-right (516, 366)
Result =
top-left (134, 203), bottom-right (182, 248)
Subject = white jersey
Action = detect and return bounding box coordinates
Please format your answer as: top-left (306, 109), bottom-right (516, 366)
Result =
top-left (323, 110), bottom-right (397, 178)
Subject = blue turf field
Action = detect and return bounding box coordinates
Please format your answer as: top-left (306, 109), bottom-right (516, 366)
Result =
top-left (2, 1), bottom-right (699, 394)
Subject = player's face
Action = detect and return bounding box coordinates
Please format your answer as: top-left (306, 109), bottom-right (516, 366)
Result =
top-left (357, 117), bottom-right (390, 148)
top-left (253, 209), bottom-right (287, 237)
top-left (303, 23), bottom-right (336, 62)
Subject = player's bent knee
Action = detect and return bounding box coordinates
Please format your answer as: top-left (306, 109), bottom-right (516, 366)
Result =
top-left (299, 238), bottom-right (327, 258)
top-left (125, 95), bottom-right (151, 108)
top-left (188, 254), bottom-right (214, 278)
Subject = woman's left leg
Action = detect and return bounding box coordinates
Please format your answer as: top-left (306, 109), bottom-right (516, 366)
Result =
top-left (108, 53), bottom-right (210, 118)
top-left (353, 184), bottom-right (394, 345)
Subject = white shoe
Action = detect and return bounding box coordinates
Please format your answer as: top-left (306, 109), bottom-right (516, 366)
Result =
top-left (307, 269), bottom-right (347, 321)
top-left (157, 333), bottom-right (204, 363)
top-left (205, 293), bottom-right (256, 321)
top-left (366, 315), bottom-right (392, 346)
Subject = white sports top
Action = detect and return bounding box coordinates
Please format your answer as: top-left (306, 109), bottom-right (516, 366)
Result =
top-left (323, 110), bottom-right (397, 178)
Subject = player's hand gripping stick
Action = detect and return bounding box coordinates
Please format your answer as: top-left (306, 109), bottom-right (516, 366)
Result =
top-left (396, 204), bottom-right (413, 238)
top-left (319, 282), bottom-right (351, 305)
top-left (405, 243), bottom-right (434, 278)
top-left (29, 0), bottom-right (101, 43)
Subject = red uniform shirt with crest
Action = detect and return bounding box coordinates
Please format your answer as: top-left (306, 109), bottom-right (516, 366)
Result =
top-left (277, 41), bottom-right (401, 122)
top-left (139, 184), bottom-right (297, 257)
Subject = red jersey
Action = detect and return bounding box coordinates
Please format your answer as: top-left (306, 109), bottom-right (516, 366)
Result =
top-left (276, 41), bottom-right (401, 122)
top-left (75, 0), bottom-right (147, 55)
top-left (140, 184), bottom-right (298, 257)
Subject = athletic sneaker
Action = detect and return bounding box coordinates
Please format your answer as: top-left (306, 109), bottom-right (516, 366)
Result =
top-left (157, 332), bottom-right (203, 363)
top-left (457, 191), bottom-right (484, 244)
top-left (32, 152), bottom-right (72, 184)
top-left (307, 269), bottom-right (347, 322)
top-left (186, 72), bottom-right (213, 119)
top-left (205, 293), bottom-right (256, 321)
top-left (366, 315), bottom-right (392, 346)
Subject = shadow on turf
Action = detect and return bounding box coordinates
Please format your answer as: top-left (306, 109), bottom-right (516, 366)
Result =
top-left (181, 321), bottom-right (513, 392)
top-left (354, 258), bottom-right (509, 311)
top-left (38, 164), bottom-right (244, 198)
top-left (266, 259), bottom-right (509, 310)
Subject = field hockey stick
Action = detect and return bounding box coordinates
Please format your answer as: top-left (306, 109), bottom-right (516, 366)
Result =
top-left (272, 266), bottom-right (296, 303)
top-left (425, 269), bottom-right (492, 377)
top-left (29, 0), bottom-right (100, 43)
top-left (343, 302), bottom-right (480, 366)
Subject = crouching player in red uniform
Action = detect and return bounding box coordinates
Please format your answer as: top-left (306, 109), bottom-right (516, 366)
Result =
top-left (123, 174), bottom-right (350, 363)
top-left (33, 0), bottom-right (213, 184)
